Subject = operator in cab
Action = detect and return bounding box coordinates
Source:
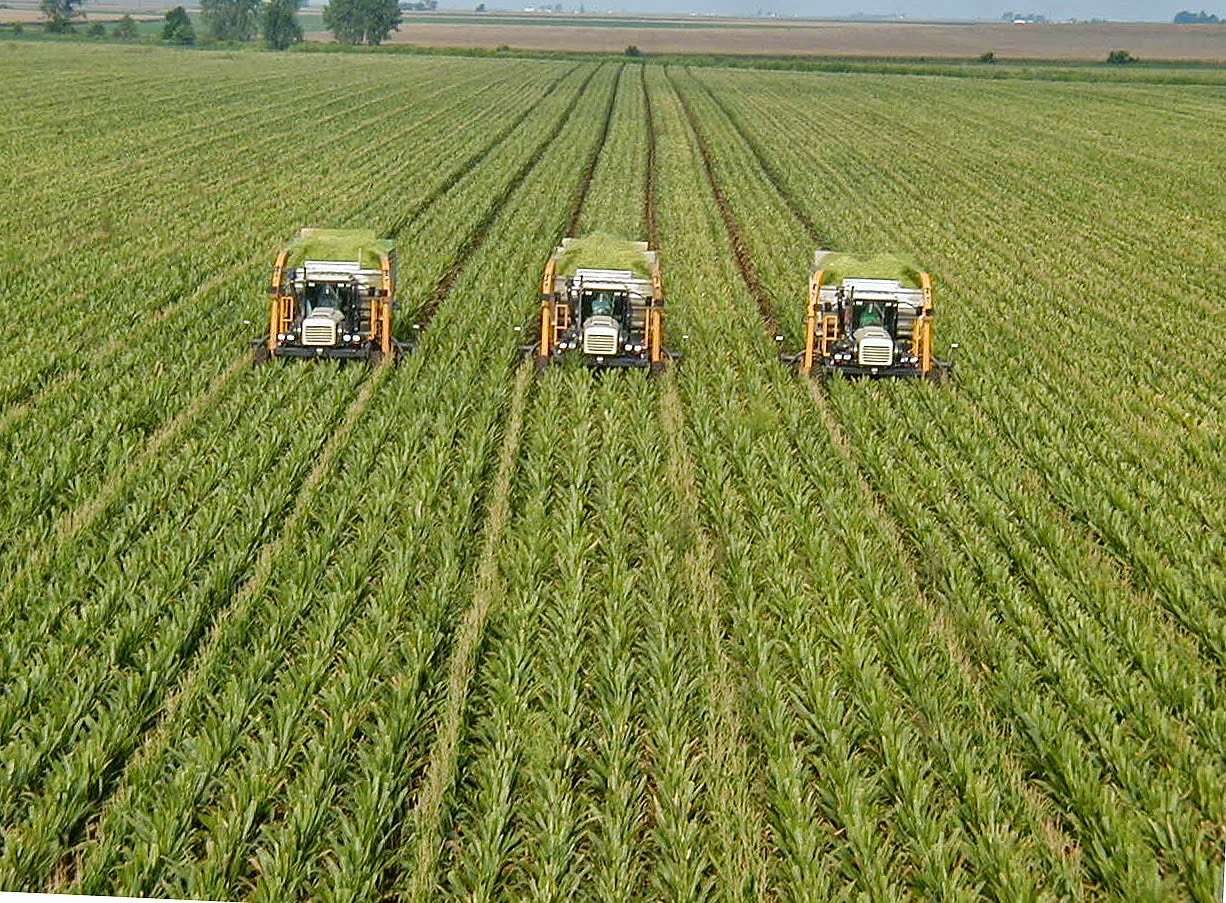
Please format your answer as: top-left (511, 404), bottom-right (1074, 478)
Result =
top-left (588, 290), bottom-right (617, 318)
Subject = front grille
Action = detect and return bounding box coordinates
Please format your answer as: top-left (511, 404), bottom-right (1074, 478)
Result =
top-left (858, 340), bottom-right (893, 367)
top-left (303, 323), bottom-right (337, 346)
top-left (584, 331), bottom-right (618, 356)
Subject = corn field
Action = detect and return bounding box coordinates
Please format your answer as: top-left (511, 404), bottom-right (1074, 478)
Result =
top-left (1, 42), bottom-right (1225, 901)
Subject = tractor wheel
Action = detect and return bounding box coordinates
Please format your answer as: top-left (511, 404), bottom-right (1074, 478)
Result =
top-left (252, 345), bottom-right (271, 368)
top-left (534, 356), bottom-right (549, 373)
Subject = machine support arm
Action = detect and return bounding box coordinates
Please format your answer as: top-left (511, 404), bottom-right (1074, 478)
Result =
top-left (917, 271), bottom-right (933, 374)
top-left (537, 259), bottom-right (556, 364)
top-left (268, 249), bottom-right (291, 352)
top-left (801, 269), bottom-right (823, 374)
top-left (648, 263), bottom-right (665, 365)
top-left (379, 252), bottom-right (394, 357)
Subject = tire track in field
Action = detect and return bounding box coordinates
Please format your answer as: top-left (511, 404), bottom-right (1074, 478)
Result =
top-left (402, 64), bottom-right (622, 896)
top-left (646, 67), bottom-right (771, 898)
top-left (0, 68), bottom-right (571, 434)
top-left (669, 68), bottom-right (1083, 877)
top-left (641, 64), bottom-right (659, 247)
top-left (656, 377), bottom-right (772, 897)
top-left (564, 64), bottom-right (624, 234)
top-left (668, 69), bottom-right (776, 338)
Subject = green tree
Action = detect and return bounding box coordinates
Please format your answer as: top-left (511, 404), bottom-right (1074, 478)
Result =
top-left (322, 0), bottom-right (400, 45)
top-left (39, 0), bottom-right (82, 33)
top-left (263, 0), bottom-right (302, 49)
top-left (201, 0), bottom-right (260, 40)
top-left (1106, 49), bottom-right (1136, 64)
top-left (87, 20), bottom-right (106, 35)
top-left (111, 13), bottom-right (138, 38)
top-left (162, 5), bottom-right (195, 43)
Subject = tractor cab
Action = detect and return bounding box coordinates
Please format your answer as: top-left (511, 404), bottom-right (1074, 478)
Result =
top-left (579, 287), bottom-right (631, 325)
top-left (850, 296), bottom-right (894, 333)
top-left (301, 280), bottom-right (354, 314)
top-left (827, 278), bottom-right (923, 373)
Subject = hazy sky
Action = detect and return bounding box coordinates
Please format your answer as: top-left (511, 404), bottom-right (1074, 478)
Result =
top-left (549, 0), bottom-right (1202, 21)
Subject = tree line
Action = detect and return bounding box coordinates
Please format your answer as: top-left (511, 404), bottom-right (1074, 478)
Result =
top-left (39, 0), bottom-right (402, 48)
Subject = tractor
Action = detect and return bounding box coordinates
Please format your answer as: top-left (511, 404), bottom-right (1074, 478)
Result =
top-left (529, 234), bottom-right (676, 372)
top-left (254, 228), bottom-right (404, 365)
top-left (783, 250), bottom-right (956, 381)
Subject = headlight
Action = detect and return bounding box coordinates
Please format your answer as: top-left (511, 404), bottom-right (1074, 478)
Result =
top-left (286, 334), bottom-right (295, 343)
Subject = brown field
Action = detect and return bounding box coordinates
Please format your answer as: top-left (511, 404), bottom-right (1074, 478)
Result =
top-left (353, 19), bottom-right (1226, 62)
top-left (0, 6), bottom-right (159, 23)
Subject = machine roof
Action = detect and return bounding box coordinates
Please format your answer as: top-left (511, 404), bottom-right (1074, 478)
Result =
top-left (285, 228), bottom-right (395, 269)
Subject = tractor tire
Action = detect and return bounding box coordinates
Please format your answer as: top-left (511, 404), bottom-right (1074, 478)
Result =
top-left (252, 345), bottom-right (271, 368)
